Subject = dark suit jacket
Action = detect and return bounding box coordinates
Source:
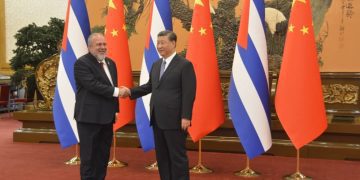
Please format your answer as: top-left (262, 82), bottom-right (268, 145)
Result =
top-left (130, 54), bottom-right (196, 129)
top-left (74, 53), bottom-right (119, 124)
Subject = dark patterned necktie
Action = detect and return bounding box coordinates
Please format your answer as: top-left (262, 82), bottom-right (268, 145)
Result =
top-left (99, 61), bottom-right (104, 70)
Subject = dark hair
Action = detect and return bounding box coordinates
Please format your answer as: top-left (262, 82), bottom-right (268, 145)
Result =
top-left (157, 30), bottom-right (177, 43)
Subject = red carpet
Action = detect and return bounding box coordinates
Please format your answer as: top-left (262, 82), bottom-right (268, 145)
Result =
top-left (1, 114), bottom-right (360, 179)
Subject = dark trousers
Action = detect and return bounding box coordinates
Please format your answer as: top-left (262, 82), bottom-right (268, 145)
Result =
top-left (77, 122), bottom-right (113, 180)
top-left (153, 123), bottom-right (189, 180)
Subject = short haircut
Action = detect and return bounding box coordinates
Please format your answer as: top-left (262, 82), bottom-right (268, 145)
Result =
top-left (157, 30), bottom-right (177, 43)
top-left (87, 33), bottom-right (104, 46)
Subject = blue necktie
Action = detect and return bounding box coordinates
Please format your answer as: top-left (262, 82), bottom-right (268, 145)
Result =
top-left (159, 60), bottom-right (166, 79)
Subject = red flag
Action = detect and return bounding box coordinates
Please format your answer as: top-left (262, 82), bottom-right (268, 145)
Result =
top-left (105, 0), bottom-right (135, 131)
top-left (187, 0), bottom-right (225, 142)
top-left (275, 1), bottom-right (327, 149)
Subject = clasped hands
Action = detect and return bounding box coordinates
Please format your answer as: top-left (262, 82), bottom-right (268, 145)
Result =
top-left (119, 86), bottom-right (130, 98)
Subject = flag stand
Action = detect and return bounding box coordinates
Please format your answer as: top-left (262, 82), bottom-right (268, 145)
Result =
top-left (65, 144), bottom-right (81, 165)
top-left (234, 156), bottom-right (260, 177)
top-left (283, 149), bottom-right (311, 180)
top-left (108, 133), bottom-right (127, 168)
top-left (189, 139), bottom-right (213, 174)
top-left (145, 161), bottom-right (158, 171)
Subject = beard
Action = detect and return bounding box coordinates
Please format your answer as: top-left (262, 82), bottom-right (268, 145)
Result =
top-left (95, 53), bottom-right (106, 61)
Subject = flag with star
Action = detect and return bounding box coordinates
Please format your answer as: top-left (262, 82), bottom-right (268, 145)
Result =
top-left (187, 0), bottom-right (225, 142)
top-left (275, 0), bottom-right (327, 149)
top-left (53, 0), bottom-right (90, 148)
top-left (105, 0), bottom-right (135, 131)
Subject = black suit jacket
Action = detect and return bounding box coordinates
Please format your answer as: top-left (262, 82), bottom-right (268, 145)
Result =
top-left (74, 53), bottom-right (119, 124)
top-left (130, 54), bottom-right (196, 129)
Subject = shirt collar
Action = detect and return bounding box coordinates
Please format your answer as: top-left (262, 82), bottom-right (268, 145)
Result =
top-left (98, 59), bottom-right (106, 65)
top-left (162, 52), bottom-right (176, 64)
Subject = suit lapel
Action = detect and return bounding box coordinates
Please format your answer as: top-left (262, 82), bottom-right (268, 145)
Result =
top-left (154, 60), bottom-right (162, 83)
top-left (99, 62), bottom-right (112, 86)
top-left (88, 54), bottom-right (113, 86)
top-left (105, 59), bottom-right (117, 86)
top-left (157, 55), bottom-right (180, 87)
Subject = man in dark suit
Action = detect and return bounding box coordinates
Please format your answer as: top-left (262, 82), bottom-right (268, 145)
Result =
top-left (74, 33), bottom-right (123, 180)
top-left (122, 30), bottom-right (196, 180)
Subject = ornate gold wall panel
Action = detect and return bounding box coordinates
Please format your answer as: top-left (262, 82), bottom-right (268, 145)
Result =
top-left (323, 84), bottom-right (359, 104)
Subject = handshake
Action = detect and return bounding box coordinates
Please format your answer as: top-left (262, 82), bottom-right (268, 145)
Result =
top-left (118, 86), bottom-right (131, 98)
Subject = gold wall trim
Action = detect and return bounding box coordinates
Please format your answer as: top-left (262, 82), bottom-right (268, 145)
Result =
top-left (0, 0), bottom-right (11, 75)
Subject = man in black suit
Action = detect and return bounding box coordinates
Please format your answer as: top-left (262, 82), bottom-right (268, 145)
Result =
top-left (122, 30), bottom-right (196, 180)
top-left (74, 33), bottom-right (123, 180)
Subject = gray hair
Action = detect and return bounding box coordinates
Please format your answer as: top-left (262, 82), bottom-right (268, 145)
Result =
top-left (87, 33), bottom-right (104, 46)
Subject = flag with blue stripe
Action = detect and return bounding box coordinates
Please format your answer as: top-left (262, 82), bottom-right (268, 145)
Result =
top-left (136, 0), bottom-right (172, 151)
top-left (228, 0), bottom-right (272, 159)
top-left (53, 0), bottom-right (90, 148)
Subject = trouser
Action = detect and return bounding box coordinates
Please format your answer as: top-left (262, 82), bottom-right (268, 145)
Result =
top-left (77, 122), bottom-right (113, 180)
top-left (153, 122), bottom-right (189, 180)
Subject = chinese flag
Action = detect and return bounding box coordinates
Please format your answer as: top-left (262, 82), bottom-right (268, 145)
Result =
top-left (275, 1), bottom-right (327, 149)
top-left (187, 0), bottom-right (225, 142)
top-left (105, 0), bottom-right (135, 131)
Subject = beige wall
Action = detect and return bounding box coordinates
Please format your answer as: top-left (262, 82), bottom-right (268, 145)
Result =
top-left (0, 0), bottom-right (66, 75)
top-left (86, 0), bottom-right (107, 28)
top-left (4, 0), bottom-right (66, 63)
top-left (319, 0), bottom-right (360, 72)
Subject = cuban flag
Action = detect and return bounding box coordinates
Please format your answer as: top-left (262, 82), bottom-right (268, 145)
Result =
top-left (53, 0), bottom-right (90, 148)
top-left (228, 0), bottom-right (272, 159)
top-left (135, 0), bottom-right (172, 151)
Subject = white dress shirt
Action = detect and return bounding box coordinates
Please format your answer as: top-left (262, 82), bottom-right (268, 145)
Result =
top-left (99, 60), bottom-right (119, 97)
top-left (162, 51), bottom-right (176, 72)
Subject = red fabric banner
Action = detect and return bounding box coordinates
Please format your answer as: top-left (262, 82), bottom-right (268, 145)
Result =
top-left (105, 0), bottom-right (135, 131)
top-left (275, 1), bottom-right (327, 149)
top-left (187, 0), bottom-right (225, 142)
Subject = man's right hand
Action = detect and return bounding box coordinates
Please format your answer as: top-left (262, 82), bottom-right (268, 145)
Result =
top-left (119, 86), bottom-right (130, 98)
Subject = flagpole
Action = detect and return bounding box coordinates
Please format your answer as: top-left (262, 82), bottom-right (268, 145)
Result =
top-left (189, 139), bottom-right (213, 174)
top-left (283, 148), bottom-right (311, 180)
top-left (234, 156), bottom-right (260, 177)
top-left (65, 144), bottom-right (81, 165)
top-left (108, 132), bottom-right (127, 168)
